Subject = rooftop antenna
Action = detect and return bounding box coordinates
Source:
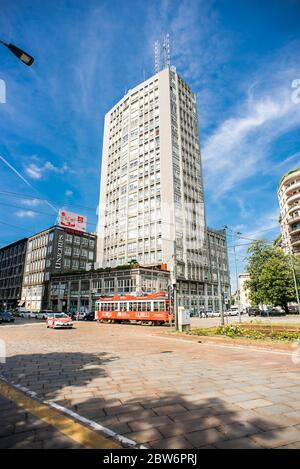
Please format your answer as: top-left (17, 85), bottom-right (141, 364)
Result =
top-left (154, 40), bottom-right (160, 74)
top-left (163, 33), bottom-right (170, 69)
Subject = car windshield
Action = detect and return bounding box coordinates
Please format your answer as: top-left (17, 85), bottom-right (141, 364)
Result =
top-left (54, 313), bottom-right (69, 318)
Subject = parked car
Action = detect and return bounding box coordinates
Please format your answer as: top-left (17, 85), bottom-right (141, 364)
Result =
top-left (0, 311), bottom-right (15, 323)
top-left (261, 308), bottom-right (286, 317)
top-left (36, 310), bottom-right (53, 320)
top-left (228, 307), bottom-right (239, 316)
top-left (47, 313), bottom-right (73, 329)
top-left (248, 308), bottom-right (261, 317)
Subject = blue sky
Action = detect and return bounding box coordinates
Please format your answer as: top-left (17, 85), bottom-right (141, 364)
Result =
top-left (0, 0), bottom-right (300, 287)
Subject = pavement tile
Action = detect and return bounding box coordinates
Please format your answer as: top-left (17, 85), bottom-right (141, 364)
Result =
top-left (214, 437), bottom-right (263, 449)
top-left (216, 422), bottom-right (261, 439)
top-left (126, 428), bottom-right (163, 444)
top-left (150, 436), bottom-right (194, 449)
top-left (237, 399), bottom-right (273, 410)
top-left (128, 416), bottom-right (172, 432)
top-left (250, 426), bottom-right (300, 448)
top-left (254, 403), bottom-right (294, 416)
top-left (185, 428), bottom-right (226, 448)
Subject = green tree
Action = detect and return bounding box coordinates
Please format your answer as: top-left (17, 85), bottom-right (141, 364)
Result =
top-left (246, 240), bottom-right (299, 313)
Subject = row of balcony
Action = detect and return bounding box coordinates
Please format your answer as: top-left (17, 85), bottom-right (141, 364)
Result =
top-left (286, 191), bottom-right (300, 206)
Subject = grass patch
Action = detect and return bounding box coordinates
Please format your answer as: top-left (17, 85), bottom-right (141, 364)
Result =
top-left (188, 324), bottom-right (300, 342)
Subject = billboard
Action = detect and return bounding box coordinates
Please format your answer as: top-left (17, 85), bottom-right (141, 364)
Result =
top-left (58, 210), bottom-right (87, 233)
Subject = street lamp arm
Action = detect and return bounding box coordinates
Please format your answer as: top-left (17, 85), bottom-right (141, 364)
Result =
top-left (0, 39), bottom-right (34, 66)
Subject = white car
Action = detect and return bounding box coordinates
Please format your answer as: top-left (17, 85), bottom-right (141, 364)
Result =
top-left (36, 310), bottom-right (53, 320)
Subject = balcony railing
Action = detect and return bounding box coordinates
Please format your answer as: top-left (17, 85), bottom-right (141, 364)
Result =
top-left (285, 181), bottom-right (300, 196)
top-left (287, 192), bottom-right (300, 206)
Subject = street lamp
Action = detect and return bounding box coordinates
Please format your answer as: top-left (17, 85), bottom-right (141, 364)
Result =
top-left (0, 40), bottom-right (34, 66)
top-left (224, 225), bottom-right (242, 323)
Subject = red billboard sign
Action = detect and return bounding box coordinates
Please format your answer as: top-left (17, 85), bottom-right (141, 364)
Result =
top-left (58, 210), bottom-right (87, 233)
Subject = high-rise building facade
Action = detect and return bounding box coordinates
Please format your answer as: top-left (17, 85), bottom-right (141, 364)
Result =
top-left (97, 66), bottom-right (229, 309)
top-left (277, 168), bottom-right (300, 256)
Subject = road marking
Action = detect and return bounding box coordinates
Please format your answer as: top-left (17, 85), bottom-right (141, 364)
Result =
top-left (0, 377), bottom-right (145, 449)
top-left (149, 334), bottom-right (295, 357)
top-left (0, 323), bottom-right (44, 328)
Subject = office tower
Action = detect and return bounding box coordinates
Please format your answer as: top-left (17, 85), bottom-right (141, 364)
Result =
top-left (97, 66), bottom-right (230, 309)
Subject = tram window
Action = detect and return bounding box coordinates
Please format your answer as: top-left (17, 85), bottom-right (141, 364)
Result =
top-left (159, 301), bottom-right (165, 311)
top-left (146, 302), bottom-right (151, 311)
top-left (129, 302), bottom-right (133, 311)
top-left (153, 301), bottom-right (159, 311)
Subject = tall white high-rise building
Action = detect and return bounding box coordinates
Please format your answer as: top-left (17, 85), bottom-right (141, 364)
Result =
top-left (97, 66), bottom-right (230, 310)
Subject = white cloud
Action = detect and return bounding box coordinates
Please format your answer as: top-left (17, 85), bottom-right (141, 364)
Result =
top-left (25, 160), bottom-right (69, 180)
top-left (202, 83), bottom-right (300, 198)
top-left (21, 198), bottom-right (41, 207)
top-left (16, 210), bottom-right (37, 218)
top-left (65, 190), bottom-right (73, 197)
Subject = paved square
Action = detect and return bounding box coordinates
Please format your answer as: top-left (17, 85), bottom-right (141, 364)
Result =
top-left (1, 321), bottom-right (300, 448)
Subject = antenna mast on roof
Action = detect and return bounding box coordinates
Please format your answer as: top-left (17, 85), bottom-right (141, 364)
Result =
top-left (163, 33), bottom-right (170, 69)
top-left (154, 40), bottom-right (160, 74)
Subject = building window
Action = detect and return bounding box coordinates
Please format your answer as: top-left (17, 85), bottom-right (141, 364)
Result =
top-left (88, 251), bottom-right (94, 261)
top-left (65, 246), bottom-right (72, 256)
top-left (64, 259), bottom-right (71, 268)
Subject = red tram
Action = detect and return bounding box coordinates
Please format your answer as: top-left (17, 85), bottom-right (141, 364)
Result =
top-left (95, 292), bottom-right (173, 326)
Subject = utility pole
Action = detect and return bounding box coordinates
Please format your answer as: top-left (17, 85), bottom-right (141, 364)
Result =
top-left (286, 242), bottom-right (300, 314)
top-left (172, 240), bottom-right (179, 330)
top-left (224, 226), bottom-right (242, 323)
top-left (217, 261), bottom-right (224, 326)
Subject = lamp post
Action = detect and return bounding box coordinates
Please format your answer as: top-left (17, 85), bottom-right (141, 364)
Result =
top-left (0, 40), bottom-right (34, 66)
top-left (224, 226), bottom-right (242, 323)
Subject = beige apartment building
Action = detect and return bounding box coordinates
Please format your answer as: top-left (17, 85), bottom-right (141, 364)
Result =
top-left (277, 168), bottom-right (300, 256)
top-left (97, 66), bottom-right (230, 310)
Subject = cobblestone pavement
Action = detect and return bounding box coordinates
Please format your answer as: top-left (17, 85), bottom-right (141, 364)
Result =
top-left (1, 321), bottom-right (300, 448)
top-left (0, 394), bottom-right (83, 449)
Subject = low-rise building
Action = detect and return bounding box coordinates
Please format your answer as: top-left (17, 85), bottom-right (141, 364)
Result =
top-left (48, 227), bottom-right (231, 315)
top-left (0, 238), bottom-right (28, 309)
top-left (21, 225), bottom-right (97, 311)
top-left (49, 266), bottom-right (170, 313)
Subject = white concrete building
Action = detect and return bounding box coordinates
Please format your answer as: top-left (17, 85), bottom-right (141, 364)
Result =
top-left (277, 168), bottom-right (300, 256)
top-left (97, 66), bottom-right (230, 310)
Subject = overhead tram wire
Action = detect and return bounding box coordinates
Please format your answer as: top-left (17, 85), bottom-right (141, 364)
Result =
top-left (0, 202), bottom-right (98, 228)
top-left (0, 190), bottom-right (97, 213)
